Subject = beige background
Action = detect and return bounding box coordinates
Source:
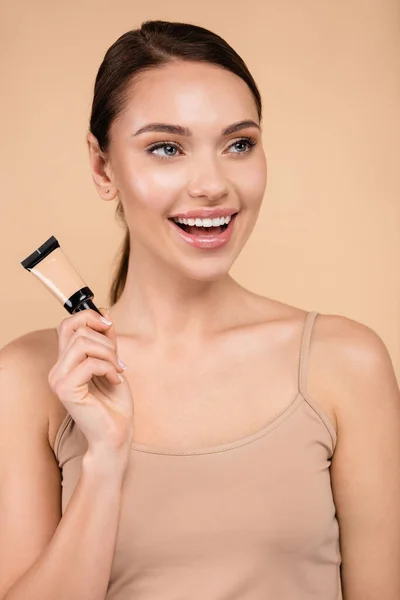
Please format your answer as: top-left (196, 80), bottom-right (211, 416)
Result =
top-left (1, 0), bottom-right (399, 383)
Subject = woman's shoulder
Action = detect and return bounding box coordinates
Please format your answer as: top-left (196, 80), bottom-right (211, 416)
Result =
top-left (0, 328), bottom-right (67, 451)
top-left (303, 310), bottom-right (398, 428)
top-left (253, 294), bottom-right (389, 366)
top-left (310, 311), bottom-right (392, 375)
top-left (1, 327), bottom-right (59, 371)
top-left (250, 295), bottom-right (396, 428)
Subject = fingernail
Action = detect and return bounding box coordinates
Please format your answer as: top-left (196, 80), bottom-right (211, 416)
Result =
top-left (99, 316), bottom-right (112, 325)
top-left (118, 358), bottom-right (127, 370)
top-left (117, 373), bottom-right (125, 383)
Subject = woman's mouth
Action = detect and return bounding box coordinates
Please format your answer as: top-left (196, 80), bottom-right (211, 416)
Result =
top-left (167, 213), bottom-right (239, 250)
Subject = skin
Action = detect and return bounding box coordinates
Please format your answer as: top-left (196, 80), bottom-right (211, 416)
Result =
top-left (87, 60), bottom-right (268, 344)
top-left (1, 60), bottom-right (397, 598)
top-left (85, 60), bottom-right (400, 597)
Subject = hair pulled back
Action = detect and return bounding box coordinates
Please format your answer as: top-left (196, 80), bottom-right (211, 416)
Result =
top-left (89, 20), bottom-right (262, 305)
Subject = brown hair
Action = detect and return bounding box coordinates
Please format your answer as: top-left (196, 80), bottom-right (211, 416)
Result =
top-left (88, 20), bottom-right (263, 306)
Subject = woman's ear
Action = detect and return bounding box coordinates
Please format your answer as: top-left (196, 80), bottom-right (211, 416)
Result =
top-left (86, 132), bottom-right (118, 201)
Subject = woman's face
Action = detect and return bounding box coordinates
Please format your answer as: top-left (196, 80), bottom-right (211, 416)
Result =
top-left (105, 60), bottom-right (267, 281)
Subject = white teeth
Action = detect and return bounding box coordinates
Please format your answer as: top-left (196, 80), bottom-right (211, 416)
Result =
top-left (172, 215), bottom-right (232, 227)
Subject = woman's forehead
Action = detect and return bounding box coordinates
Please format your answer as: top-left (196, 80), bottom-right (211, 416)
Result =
top-left (120, 63), bottom-right (259, 132)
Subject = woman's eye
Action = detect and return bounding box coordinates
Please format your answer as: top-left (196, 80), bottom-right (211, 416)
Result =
top-left (146, 143), bottom-right (182, 159)
top-left (228, 138), bottom-right (256, 154)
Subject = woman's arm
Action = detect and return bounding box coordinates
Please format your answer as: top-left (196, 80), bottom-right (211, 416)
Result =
top-left (311, 315), bottom-right (400, 599)
top-left (0, 333), bottom-right (127, 600)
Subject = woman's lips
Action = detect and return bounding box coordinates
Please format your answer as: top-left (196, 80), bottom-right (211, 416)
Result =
top-left (168, 213), bottom-right (238, 250)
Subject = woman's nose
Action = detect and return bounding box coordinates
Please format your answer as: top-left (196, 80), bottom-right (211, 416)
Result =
top-left (187, 157), bottom-right (229, 201)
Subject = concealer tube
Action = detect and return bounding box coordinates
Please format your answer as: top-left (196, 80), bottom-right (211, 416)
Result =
top-left (21, 235), bottom-right (102, 315)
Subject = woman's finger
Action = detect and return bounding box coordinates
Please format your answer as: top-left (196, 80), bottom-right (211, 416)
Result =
top-left (56, 308), bottom-right (113, 356)
top-left (52, 357), bottom-right (124, 404)
top-left (51, 336), bottom-right (125, 386)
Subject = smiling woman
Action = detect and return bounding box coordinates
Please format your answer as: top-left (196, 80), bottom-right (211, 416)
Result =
top-left (86, 22), bottom-right (266, 302)
top-left (1, 16), bottom-right (399, 600)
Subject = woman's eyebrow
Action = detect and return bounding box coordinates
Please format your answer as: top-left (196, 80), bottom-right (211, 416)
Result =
top-left (132, 119), bottom-right (260, 137)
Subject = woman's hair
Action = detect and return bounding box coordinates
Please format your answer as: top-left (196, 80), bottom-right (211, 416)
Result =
top-left (88, 20), bottom-right (263, 306)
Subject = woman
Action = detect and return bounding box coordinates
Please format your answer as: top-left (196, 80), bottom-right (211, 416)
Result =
top-left (1, 20), bottom-right (399, 600)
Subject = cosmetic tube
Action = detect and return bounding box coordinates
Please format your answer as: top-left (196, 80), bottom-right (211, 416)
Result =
top-left (21, 235), bottom-right (102, 315)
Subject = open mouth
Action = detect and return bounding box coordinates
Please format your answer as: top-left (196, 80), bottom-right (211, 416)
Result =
top-left (168, 213), bottom-right (238, 236)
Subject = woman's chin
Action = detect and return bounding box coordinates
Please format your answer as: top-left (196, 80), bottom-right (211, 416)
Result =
top-left (175, 259), bottom-right (235, 283)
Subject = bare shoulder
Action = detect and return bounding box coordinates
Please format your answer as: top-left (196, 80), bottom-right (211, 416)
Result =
top-left (308, 312), bottom-right (400, 428)
top-left (0, 328), bottom-right (66, 451)
top-left (1, 327), bottom-right (59, 371)
top-left (247, 296), bottom-right (399, 433)
top-left (309, 314), bottom-right (400, 595)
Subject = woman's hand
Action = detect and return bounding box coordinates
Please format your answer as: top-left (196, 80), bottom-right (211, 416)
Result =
top-left (48, 308), bottom-right (134, 466)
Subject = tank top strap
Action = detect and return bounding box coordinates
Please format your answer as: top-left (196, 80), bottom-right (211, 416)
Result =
top-left (298, 310), bottom-right (319, 397)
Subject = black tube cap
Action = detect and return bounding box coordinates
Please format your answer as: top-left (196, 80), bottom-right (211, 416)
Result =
top-left (74, 299), bottom-right (102, 315)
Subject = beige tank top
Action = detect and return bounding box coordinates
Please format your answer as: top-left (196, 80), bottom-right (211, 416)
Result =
top-left (54, 310), bottom-right (341, 599)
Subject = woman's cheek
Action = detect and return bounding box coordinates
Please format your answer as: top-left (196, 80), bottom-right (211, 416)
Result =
top-left (119, 170), bottom-right (184, 217)
top-left (245, 155), bottom-right (267, 200)
top-left (128, 162), bottom-right (186, 197)
top-left (230, 158), bottom-right (267, 206)
top-left (148, 164), bottom-right (188, 193)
